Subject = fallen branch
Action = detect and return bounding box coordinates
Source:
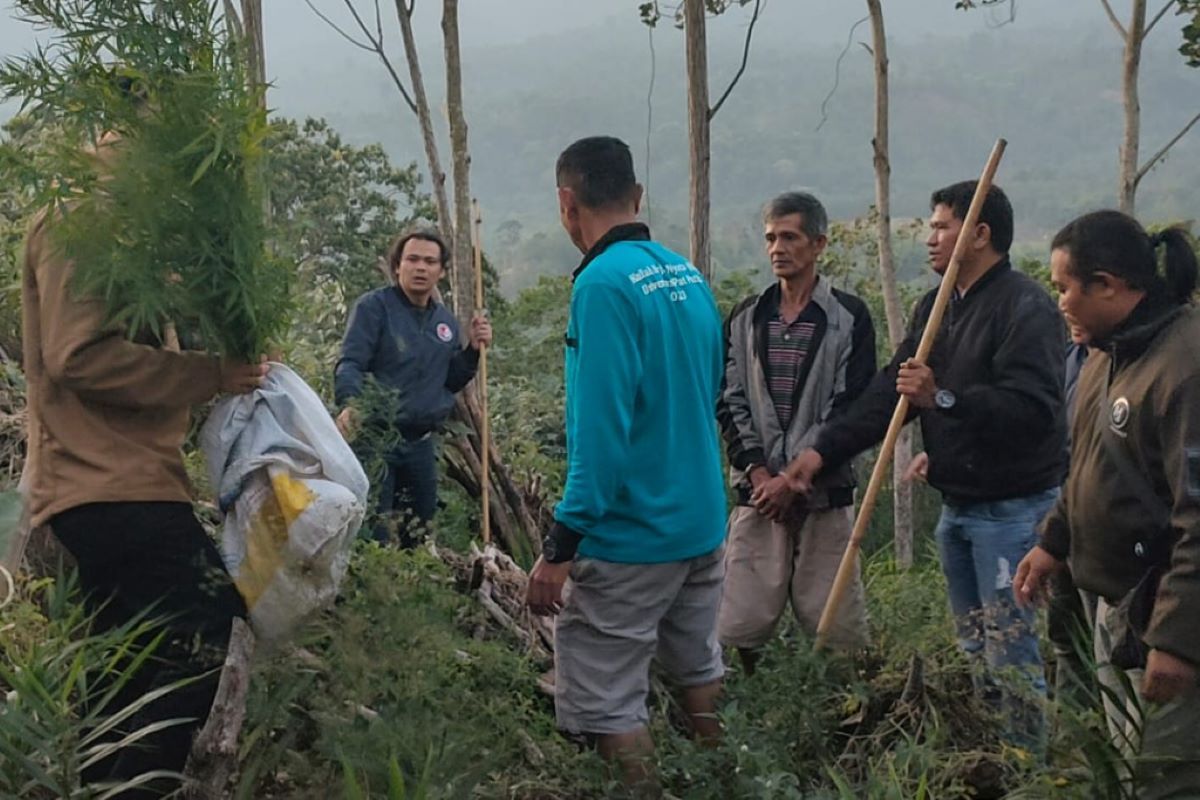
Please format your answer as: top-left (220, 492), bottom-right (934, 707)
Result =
top-left (183, 617), bottom-right (257, 799)
top-left (434, 542), bottom-right (553, 664)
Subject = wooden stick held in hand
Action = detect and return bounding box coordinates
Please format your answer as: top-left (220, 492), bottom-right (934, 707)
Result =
top-left (812, 139), bottom-right (1008, 651)
top-left (471, 199), bottom-right (491, 545)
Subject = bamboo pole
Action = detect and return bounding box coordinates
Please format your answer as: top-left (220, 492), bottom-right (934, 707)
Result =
top-left (471, 199), bottom-right (491, 544)
top-left (812, 138), bottom-right (1007, 651)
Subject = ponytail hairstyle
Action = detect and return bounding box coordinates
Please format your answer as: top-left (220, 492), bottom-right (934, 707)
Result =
top-left (1051, 210), bottom-right (1198, 305)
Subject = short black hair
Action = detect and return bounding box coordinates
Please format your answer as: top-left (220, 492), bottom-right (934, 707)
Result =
top-left (555, 136), bottom-right (638, 210)
top-left (387, 226), bottom-right (449, 271)
top-left (930, 181), bottom-right (1014, 254)
top-left (763, 191), bottom-right (828, 239)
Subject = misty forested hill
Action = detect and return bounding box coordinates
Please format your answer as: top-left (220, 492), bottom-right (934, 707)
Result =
top-left (4, 3), bottom-right (1197, 288)
top-left (263, 13), bottom-right (1199, 288)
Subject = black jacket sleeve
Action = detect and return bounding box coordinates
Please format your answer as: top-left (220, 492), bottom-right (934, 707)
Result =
top-left (716, 297), bottom-right (767, 471)
top-left (1145, 373), bottom-right (1200, 666)
top-left (334, 293), bottom-right (383, 407)
top-left (445, 345), bottom-right (480, 393)
top-left (815, 295), bottom-right (924, 467)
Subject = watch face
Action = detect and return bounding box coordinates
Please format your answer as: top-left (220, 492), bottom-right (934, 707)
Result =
top-left (541, 536), bottom-right (558, 561)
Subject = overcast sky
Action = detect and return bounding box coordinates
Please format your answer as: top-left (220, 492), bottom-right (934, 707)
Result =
top-left (0, 0), bottom-right (1117, 66)
top-left (0, 0), bottom-right (1146, 148)
top-left (3, 1), bottom-right (1196, 243)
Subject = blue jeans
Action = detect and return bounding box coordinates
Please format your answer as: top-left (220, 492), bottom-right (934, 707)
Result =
top-left (935, 489), bottom-right (1058, 745)
top-left (373, 436), bottom-right (438, 547)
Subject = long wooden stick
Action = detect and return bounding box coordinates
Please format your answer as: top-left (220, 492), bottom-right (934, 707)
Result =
top-left (471, 199), bottom-right (491, 544)
top-left (813, 138), bottom-right (1007, 651)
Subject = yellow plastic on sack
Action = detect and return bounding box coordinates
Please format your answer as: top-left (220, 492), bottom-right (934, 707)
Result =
top-left (234, 471), bottom-right (315, 610)
top-left (201, 364), bottom-right (369, 644)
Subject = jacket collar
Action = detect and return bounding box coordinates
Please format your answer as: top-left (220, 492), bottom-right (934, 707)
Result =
top-left (955, 256), bottom-right (1011, 301)
top-left (752, 274), bottom-right (835, 325)
top-left (1097, 294), bottom-right (1183, 365)
top-left (392, 285), bottom-right (440, 312)
top-left (573, 222), bottom-right (651, 279)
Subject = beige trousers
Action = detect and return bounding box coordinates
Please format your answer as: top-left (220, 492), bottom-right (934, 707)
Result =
top-left (718, 504), bottom-right (869, 651)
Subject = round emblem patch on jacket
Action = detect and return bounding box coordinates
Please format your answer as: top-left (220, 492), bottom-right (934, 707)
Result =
top-left (436, 322), bottom-right (453, 343)
top-left (1110, 396), bottom-right (1130, 435)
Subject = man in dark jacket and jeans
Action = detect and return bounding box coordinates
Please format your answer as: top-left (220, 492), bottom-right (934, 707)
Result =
top-left (335, 228), bottom-right (492, 546)
top-left (788, 182), bottom-right (1067, 744)
top-left (717, 191), bottom-right (876, 672)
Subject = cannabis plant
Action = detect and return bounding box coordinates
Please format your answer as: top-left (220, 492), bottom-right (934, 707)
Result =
top-left (0, 0), bottom-right (289, 359)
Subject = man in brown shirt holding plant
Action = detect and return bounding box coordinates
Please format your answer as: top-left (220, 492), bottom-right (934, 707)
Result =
top-left (22, 197), bottom-right (266, 794)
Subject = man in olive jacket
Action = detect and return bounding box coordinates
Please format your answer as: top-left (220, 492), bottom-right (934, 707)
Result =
top-left (1017, 210), bottom-right (1200, 798)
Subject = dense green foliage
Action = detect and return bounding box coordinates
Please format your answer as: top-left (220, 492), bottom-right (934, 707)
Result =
top-left (0, 0), bottom-right (287, 359)
top-left (0, 574), bottom-right (197, 798)
top-left (3, 541), bottom-right (1135, 798)
top-left (267, 116), bottom-right (431, 398)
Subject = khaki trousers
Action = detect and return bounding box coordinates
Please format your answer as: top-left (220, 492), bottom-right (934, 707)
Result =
top-left (718, 504), bottom-right (869, 651)
top-left (1091, 594), bottom-right (1200, 799)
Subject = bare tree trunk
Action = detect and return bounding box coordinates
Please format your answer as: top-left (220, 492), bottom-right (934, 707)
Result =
top-left (239, 0), bottom-right (266, 101)
top-left (866, 0), bottom-right (913, 569)
top-left (394, 1), bottom-right (455, 264)
top-left (684, 0), bottom-right (712, 280)
top-left (442, 0), bottom-right (474, 323)
top-left (436, 0), bottom-right (540, 552)
top-left (1118, 0), bottom-right (1147, 214)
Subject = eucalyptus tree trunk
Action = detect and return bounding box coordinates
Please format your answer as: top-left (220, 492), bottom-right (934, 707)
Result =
top-left (1117, 0), bottom-right (1147, 214)
top-left (437, 0), bottom-right (541, 554)
top-left (240, 0), bottom-right (266, 102)
top-left (442, 0), bottom-right (474, 322)
top-left (683, 0), bottom-right (712, 280)
top-left (394, 0), bottom-right (455, 268)
top-left (866, 0), bottom-right (912, 568)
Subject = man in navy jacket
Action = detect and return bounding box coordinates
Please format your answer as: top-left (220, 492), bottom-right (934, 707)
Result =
top-left (335, 228), bottom-right (492, 546)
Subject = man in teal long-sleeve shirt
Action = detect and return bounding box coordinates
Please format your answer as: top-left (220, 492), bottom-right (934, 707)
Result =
top-left (526, 136), bottom-right (726, 791)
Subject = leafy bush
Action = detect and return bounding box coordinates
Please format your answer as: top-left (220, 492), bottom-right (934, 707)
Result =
top-left (0, 573), bottom-right (197, 799)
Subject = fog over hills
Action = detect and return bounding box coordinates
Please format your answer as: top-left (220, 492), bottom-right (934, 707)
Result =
top-left (4, 1), bottom-right (1198, 282)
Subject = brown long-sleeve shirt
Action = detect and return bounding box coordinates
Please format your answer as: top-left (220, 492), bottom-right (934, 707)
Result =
top-left (21, 210), bottom-right (222, 527)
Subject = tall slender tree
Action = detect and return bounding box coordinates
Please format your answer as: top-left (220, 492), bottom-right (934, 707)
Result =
top-left (959, 0), bottom-right (1200, 214)
top-left (304, 0), bottom-right (455, 295)
top-left (442, 0), bottom-right (474, 321)
top-left (641, 0), bottom-right (761, 281)
top-left (864, 0), bottom-right (914, 568)
top-left (1101, 0), bottom-right (1200, 213)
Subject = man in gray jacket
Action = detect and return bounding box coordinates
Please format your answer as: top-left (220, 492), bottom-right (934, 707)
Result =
top-left (717, 191), bottom-right (876, 673)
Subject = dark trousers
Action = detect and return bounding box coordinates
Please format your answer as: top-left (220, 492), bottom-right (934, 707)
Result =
top-left (51, 502), bottom-right (247, 797)
top-left (373, 436), bottom-right (438, 547)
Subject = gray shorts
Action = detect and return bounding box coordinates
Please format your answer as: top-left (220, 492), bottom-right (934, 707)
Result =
top-left (554, 547), bottom-right (726, 735)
